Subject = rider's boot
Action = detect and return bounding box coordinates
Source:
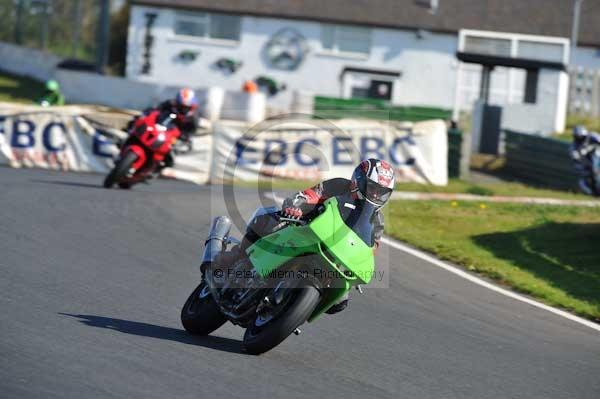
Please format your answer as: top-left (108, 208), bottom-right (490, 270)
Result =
top-left (325, 292), bottom-right (349, 315)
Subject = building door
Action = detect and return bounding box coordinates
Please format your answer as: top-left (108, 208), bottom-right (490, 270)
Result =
top-left (479, 105), bottom-right (503, 154)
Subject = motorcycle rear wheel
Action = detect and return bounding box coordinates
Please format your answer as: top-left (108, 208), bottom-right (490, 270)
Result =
top-left (103, 151), bottom-right (138, 189)
top-left (243, 284), bottom-right (320, 355)
top-left (181, 282), bottom-right (227, 335)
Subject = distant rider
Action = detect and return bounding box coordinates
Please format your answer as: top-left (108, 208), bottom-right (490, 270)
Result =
top-left (127, 88), bottom-right (199, 169)
top-left (39, 80), bottom-right (65, 106)
top-left (216, 159), bottom-right (396, 314)
top-left (570, 125), bottom-right (600, 195)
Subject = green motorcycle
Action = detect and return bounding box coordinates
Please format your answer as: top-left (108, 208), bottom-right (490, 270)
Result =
top-left (181, 195), bottom-right (376, 355)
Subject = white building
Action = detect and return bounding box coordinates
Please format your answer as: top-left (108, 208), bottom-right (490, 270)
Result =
top-left (126, 0), bottom-right (600, 119)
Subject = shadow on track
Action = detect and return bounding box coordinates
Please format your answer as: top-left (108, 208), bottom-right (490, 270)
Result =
top-left (59, 313), bottom-right (244, 354)
top-left (30, 179), bottom-right (103, 189)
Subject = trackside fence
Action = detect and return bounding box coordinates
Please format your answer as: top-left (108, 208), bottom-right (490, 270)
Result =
top-left (313, 96), bottom-right (452, 122)
top-left (504, 130), bottom-right (578, 190)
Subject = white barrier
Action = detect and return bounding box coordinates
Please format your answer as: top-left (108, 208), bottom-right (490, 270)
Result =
top-left (0, 104), bottom-right (211, 184)
top-left (0, 40), bottom-right (264, 123)
top-left (220, 91), bottom-right (266, 123)
top-left (55, 69), bottom-right (263, 123)
top-left (210, 118), bottom-right (448, 185)
top-left (0, 41), bottom-right (60, 81)
top-left (55, 69), bottom-right (189, 111)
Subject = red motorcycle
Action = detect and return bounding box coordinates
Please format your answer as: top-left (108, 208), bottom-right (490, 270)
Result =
top-left (103, 110), bottom-right (181, 189)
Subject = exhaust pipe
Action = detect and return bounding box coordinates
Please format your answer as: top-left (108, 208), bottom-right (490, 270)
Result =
top-left (200, 216), bottom-right (232, 271)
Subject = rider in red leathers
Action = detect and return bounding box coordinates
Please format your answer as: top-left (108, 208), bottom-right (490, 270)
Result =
top-left (126, 88), bottom-right (199, 169)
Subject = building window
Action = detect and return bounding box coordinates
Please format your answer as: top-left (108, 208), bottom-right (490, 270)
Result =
top-left (174, 12), bottom-right (240, 41)
top-left (321, 24), bottom-right (371, 56)
top-left (463, 36), bottom-right (511, 58)
top-left (517, 41), bottom-right (564, 64)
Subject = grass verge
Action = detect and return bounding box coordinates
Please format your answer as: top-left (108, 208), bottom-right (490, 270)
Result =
top-left (395, 178), bottom-right (592, 200)
top-left (0, 71), bottom-right (44, 104)
top-left (231, 179), bottom-right (318, 191)
top-left (238, 177), bottom-right (592, 201)
top-left (386, 200), bottom-right (600, 321)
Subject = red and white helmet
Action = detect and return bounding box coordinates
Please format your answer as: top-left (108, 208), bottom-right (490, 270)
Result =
top-left (351, 159), bottom-right (395, 207)
top-left (174, 88), bottom-right (198, 115)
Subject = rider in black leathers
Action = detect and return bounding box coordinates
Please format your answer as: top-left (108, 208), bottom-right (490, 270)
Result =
top-left (215, 159), bottom-right (396, 314)
top-left (570, 125), bottom-right (600, 195)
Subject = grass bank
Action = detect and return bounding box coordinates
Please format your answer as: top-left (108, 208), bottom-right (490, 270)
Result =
top-left (241, 177), bottom-right (591, 201)
top-left (0, 71), bottom-right (43, 104)
top-left (386, 200), bottom-right (600, 321)
top-left (395, 179), bottom-right (591, 201)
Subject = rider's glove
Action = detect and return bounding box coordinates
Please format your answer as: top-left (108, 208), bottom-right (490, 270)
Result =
top-left (283, 207), bottom-right (303, 218)
top-left (282, 196), bottom-right (305, 219)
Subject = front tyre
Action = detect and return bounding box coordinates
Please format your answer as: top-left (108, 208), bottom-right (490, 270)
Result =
top-left (243, 284), bottom-right (320, 355)
top-left (181, 282), bottom-right (227, 335)
top-left (103, 151), bottom-right (138, 189)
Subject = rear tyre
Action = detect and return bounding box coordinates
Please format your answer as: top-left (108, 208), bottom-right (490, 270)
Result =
top-left (103, 151), bottom-right (138, 189)
top-left (243, 284), bottom-right (320, 355)
top-left (181, 282), bottom-right (227, 335)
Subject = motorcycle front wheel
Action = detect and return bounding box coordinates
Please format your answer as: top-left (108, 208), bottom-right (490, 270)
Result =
top-left (103, 151), bottom-right (138, 189)
top-left (243, 284), bottom-right (320, 355)
top-left (181, 282), bottom-right (227, 335)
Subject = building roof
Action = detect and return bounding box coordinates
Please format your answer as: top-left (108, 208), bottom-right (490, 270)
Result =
top-left (133, 0), bottom-right (600, 48)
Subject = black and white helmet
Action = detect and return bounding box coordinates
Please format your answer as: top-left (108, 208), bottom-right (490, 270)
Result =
top-left (350, 159), bottom-right (395, 208)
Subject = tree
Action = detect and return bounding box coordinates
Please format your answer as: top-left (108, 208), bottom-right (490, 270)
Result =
top-left (108, 1), bottom-right (129, 76)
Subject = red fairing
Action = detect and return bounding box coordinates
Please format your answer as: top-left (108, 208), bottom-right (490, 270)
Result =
top-left (111, 110), bottom-right (182, 185)
top-left (127, 145), bottom-right (147, 170)
top-left (129, 110), bottom-right (181, 162)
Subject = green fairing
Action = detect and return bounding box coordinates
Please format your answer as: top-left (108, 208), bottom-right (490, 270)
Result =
top-left (246, 198), bottom-right (375, 321)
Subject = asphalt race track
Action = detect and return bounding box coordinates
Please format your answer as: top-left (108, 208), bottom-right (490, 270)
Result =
top-left (1, 167), bottom-right (599, 399)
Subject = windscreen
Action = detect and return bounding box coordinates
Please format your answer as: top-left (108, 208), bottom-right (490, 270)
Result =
top-left (157, 110), bottom-right (176, 128)
top-left (335, 194), bottom-right (377, 247)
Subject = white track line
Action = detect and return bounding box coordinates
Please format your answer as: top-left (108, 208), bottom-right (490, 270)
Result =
top-left (266, 192), bottom-right (600, 333)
